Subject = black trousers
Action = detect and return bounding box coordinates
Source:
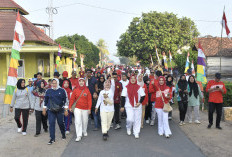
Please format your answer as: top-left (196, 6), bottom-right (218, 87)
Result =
top-left (14, 108), bottom-right (29, 132)
top-left (178, 101), bottom-right (188, 121)
top-left (113, 103), bottom-right (121, 124)
top-left (35, 110), bottom-right (48, 134)
top-left (145, 101), bottom-right (152, 120)
top-left (208, 102), bottom-right (222, 127)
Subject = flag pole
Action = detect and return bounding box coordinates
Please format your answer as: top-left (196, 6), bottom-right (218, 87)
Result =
top-left (220, 6), bottom-right (225, 73)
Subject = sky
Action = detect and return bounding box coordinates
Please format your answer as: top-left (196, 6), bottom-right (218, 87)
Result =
top-left (15, 0), bottom-right (232, 63)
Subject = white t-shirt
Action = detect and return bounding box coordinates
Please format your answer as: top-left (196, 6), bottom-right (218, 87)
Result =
top-left (121, 86), bottom-right (145, 109)
top-left (96, 89), bottom-right (114, 112)
top-left (120, 80), bottom-right (129, 89)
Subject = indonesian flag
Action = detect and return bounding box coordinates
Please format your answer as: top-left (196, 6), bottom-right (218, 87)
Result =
top-left (191, 59), bottom-right (195, 76)
top-left (222, 10), bottom-right (231, 39)
top-left (4, 11), bottom-right (25, 104)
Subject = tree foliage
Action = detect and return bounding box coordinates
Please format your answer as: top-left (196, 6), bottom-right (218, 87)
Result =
top-left (117, 11), bottom-right (199, 66)
top-left (55, 34), bottom-right (100, 68)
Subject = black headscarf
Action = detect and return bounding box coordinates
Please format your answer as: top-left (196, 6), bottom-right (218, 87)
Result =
top-left (177, 75), bottom-right (188, 102)
top-left (97, 75), bottom-right (105, 91)
top-left (17, 79), bottom-right (26, 90)
top-left (188, 75), bottom-right (199, 99)
top-left (36, 80), bottom-right (46, 93)
top-left (166, 75), bottom-right (174, 88)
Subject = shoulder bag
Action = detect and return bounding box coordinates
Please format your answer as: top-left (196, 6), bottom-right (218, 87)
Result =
top-left (159, 88), bottom-right (172, 112)
top-left (71, 89), bottom-right (85, 112)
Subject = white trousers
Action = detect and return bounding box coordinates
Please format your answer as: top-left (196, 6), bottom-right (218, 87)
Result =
top-left (100, 111), bottom-right (114, 134)
top-left (155, 108), bottom-right (172, 136)
top-left (151, 102), bottom-right (156, 121)
top-left (126, 106), bottom-right (142, 136)
top-left (74, 108), bottom-right (89, 137)
top-left (187, 106), bottom-right (200, 121)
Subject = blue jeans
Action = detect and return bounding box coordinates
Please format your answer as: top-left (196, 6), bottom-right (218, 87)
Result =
top-left (64, 111), bottom-right (72, 131)
top-left (47, 110), bottom-right (65, 140)
top-left (92, 110), bottom-right (101, 128)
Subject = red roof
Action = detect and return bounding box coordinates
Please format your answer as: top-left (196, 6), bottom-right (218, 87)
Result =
top-left (197, 37), bottom-right (232, 57)
top-left (0, 0), bottom-right (29, 15)
top-left (0, 11), bottom-right (55, 45)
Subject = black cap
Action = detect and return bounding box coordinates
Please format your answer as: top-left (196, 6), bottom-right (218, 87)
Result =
top-left (54, 72), bottom-right (60, 77)
top-left (215, 73), bottom-right (221, 79)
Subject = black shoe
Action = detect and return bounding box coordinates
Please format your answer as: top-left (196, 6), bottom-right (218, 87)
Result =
top-left (44, 129), bottom-right (48, 133)
top-left (103, 134), bottom-right (107, 141)
top-left (207, 124), bottom-right (212, 129)
top-left (216, 126), bottom-right (222, 130)
top-left (48, 139), bottom-right (55, 145)
top-left (34, 133), bottom-right (40, 137)
top-left (62, 135), bottom-right (66, 140)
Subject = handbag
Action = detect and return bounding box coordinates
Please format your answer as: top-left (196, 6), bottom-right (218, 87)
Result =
top-left (50, 99), bottom-right (63, 112)
top-left (71, 89), bottom-right (85, 112)
top-left (158, 88), bottom-right (173, 112)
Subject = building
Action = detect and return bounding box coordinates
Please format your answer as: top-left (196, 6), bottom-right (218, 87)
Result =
top-left (0, 0), bottom-right (76, 89)
top-left (196, 36), bottom-right (232, 76)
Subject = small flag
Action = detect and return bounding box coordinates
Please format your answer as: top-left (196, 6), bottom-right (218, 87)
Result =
top-left (197, 42), bottom-right (207, 85)
top-left (222, 8), bottom-right (231, 39)
top-left (184, 52), bottom-right (190, 73)
top-left (4, 11), bottom-right (25, 104)
top-left (169, 50), bottom-right (173, 75)
top-left (191, 59), bottom-right (195, 76)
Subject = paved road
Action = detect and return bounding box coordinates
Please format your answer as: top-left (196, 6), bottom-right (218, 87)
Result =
top-left (62, 120), bottom-right (205, 157)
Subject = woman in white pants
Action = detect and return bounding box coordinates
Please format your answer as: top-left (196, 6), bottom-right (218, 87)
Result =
top-left (153, 76), bottom-right (172, 138)
top-left (121, 75), bottom-right (145, 139)
top-left (69, 78), bottom-right (92, 142)
top-left (95, 79), bottom-right (115, 141)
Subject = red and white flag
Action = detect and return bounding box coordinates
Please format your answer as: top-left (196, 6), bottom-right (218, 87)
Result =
top-left (222, 9), bottom-right (231, 39)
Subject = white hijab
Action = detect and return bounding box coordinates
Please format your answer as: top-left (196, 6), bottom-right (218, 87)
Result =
top-left (137, 73), bottom-right (144, 87)
top-left (52, 78), bottom-right (61, 90)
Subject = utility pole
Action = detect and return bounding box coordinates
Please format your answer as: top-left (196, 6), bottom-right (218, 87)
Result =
top-left (46, 0), bottom-right (57, 40)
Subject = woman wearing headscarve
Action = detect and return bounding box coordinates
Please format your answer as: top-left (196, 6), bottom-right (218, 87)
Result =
top-left (187, 75), bottom-right (203, 124)
top-left (69, 78), bottom-right (92, 142)
top-left (62, 80), bottom-right (73, 135)
top-left (95, 79), bottom-right (115, 141)
top-left (10, 79), bottom-right (32, 136)
top-left (121, 75), bottom-right (145, 139)
top-left (166, 75), bottom-right (175, 120)
top-left (43, 78), bottom-right (69, 145)
top-left (176, 75), bottom-right (190, 126)
top-left (95, 75), bottom-right (105, 94)
top-left (154, 76), bottom-right (172, 138)
top-left (31, 80), bottom-right (48, 137)
top-left (137, 74), bottom-right (148, 128)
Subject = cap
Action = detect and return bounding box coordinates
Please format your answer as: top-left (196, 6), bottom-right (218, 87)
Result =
top-left (28, 78), bottom-right (33, 82)
top-left (62, 71), bottom-right (68, 78)
top-left (54, 72), bottom-right (60, 77)
top-left (215, 73), bottom-right (221, 79)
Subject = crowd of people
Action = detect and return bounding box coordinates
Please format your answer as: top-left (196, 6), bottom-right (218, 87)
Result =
top-left (9, 65), bottom-right (227, 145)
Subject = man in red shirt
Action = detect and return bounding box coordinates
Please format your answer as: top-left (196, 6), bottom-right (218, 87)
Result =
top-left (206, 73), bottom-right (226, 129)
top-left (112, 72), bottom-right (122, 130)
top-left (149, 69), bottom-right (155, 80)
top-left (69, 71), bottom-right (78, 90)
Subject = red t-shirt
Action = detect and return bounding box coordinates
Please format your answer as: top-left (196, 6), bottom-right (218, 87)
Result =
top-left (206, 80), bottom-right (226, 103)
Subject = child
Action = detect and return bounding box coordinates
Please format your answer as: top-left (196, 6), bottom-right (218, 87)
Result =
top-left (91, 92), bottom-right (101, 131)
top-left (63, 80), bottom-right (72, 134)
top-left (46, 79), bottom-right (52, 89)
top-left (26, 78), bottom-right (34, 99)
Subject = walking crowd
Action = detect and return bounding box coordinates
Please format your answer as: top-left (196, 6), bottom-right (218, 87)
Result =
top-left (9, 65), bottom-right (227, 145)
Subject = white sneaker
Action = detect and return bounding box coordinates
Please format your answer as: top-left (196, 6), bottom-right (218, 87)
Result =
top-left (168, 117), bottom-right (172, 120)
top-left (165, 135), bottom-right (170, 138)
top-left (195, 120), bottom-right (201, 124)
top-left (110, 123), bottom-right (114, 128)
top-left (179, 121), bottom-right (183, 126)
top-left (158, 134), bottom-right (163, 136)
top-left (17, 127), bottom-right (22, 133)
top-left (145, 120), bottom-right (149, 124)
top-left (189, 120), bottom-right (192, 124)
top-left (22, 132), bottom-right (26, 136)
top-left (182, 122), bottom-right (186, 125)
top-left (83, 133), bottom-right (88, 137)
top-left (150, 120), bottom-right (155, 126)
top-left (135, 135), bottom-right (139, 139)
top-left (75, 137), bottom-right (81, 142)
top-left (65, 131), bottom-right (70, 135)
top-left (127, 130), bottom-right (131, 136)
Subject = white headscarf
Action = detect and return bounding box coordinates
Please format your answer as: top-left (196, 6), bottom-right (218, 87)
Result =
top-left (137, 73), bottom-right (144, 87)
top-left (52, 78), bottom-right (61, 90)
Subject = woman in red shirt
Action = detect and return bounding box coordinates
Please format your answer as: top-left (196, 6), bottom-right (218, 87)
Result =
top-left (154, 76), bottom-right (172, 138)
top-left (69, 78), bottom-right (92, 142)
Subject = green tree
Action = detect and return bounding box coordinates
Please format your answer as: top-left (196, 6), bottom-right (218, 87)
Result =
top-left (117, 11), bottom-right (199, 66)
top-left (96, 39), bottom-right (109, 66)
top-left (55, 34), bottom-right (100, 68)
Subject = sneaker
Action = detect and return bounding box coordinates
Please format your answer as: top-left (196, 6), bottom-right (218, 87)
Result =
top-left (110, 123), bottom-right (114, 128)
top-left (75, 137), bottom-right (81, 142)
top-left (34, 133), bottom-right (40, 137)
top-left (207, 124), bottom-right (212, 129)
top-left (179, 121), bottom-right (183, 126)
top-left (194, 120), bottom-right (201, 124)
top-left (48, 139), bottom-right (55, 145)
top-left (158, 134), bottom-right (163, 136)
top-left (188, 120), bottom-right (192, 124)
top-left (44, 129), bottom-right (48, 133)
top-left (103, 134), bottom-right (108, 141)
top-left (150, 120), bottom-right (155, 126)
top-left (216, 126), bottom-right (222, 130)
top-left (145, 120), bottom-right (149, 124)
top-left (65, 131), bottom-right (70, 135)
top-left (135, 135), bottom-right (139, 139)
top-left (62, 135), bottom-right (66, 140)
top-left (83, 133), bottom-right (88, 137)
top-left (127, 130), bottom-right (131, 136)
top-left (165, 135), bottom-right (170, 138)
top-left (22, 132), bottom-right (26, 136)
top-left (182, 122), bottom-right (186, 125)
top-left (115, 124), bottom-right (121, 130)
top-left (168, 117), bottom-right (172, 120)
top-left (17, 127), bottom-right (22, 133)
